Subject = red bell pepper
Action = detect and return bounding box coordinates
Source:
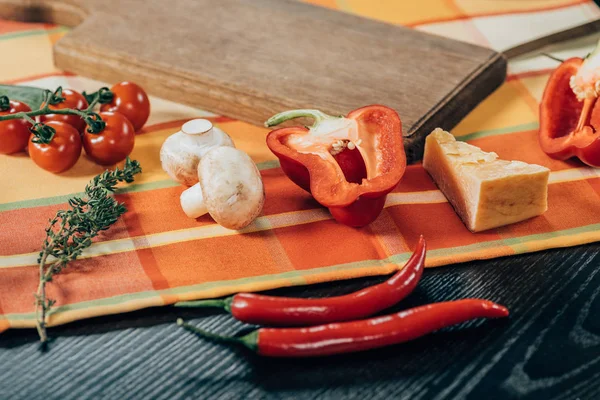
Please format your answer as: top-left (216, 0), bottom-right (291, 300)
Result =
top-left (539, 43), bottom-right (600, 167)
top-left (265, 105), bottom-right (406, 227)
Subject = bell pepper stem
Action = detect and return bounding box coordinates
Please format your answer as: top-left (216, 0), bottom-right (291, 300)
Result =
top-left (174, 296), bottom-right (233, 313)
top-left (264, 109), bottom-right (339, 128)
top-left (176, 318), bottom-right (258, 351)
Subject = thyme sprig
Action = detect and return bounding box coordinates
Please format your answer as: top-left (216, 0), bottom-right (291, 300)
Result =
top-left (35, 158), bottom-right (142, 343)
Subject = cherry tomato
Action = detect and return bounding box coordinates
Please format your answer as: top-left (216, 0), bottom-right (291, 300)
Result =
top-left (28, 121), bottom-right (82, 173)
top-left (82, 112), bottom-right (135, 165)
top-left (0, 100), bottom-right (32, 154)
top-left (39, 88), bottom-right (89, 134)
top-left (100, 82), bottom-right (150, 131)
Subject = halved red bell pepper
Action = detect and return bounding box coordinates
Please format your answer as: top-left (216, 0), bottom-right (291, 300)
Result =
top-left (265, 105), bottom-right (406, 227)
top-left (539, 44), bottom-right (600, 167)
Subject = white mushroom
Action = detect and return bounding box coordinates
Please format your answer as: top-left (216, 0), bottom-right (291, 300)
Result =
top-left (180, 182), bottom-right (208, 218)
top-left (180, 146), bottom-right (265, 230)
top-left (160, 119), bottom-right (235, 186)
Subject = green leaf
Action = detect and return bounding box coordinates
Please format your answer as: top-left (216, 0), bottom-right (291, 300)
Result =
top-left (0, 84), bottom-right (49, 110)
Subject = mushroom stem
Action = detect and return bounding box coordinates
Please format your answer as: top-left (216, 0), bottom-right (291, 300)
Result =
top-left (180, 183), bottom-right (208, 218)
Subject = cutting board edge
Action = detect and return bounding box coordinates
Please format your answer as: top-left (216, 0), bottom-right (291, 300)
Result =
top-left (404, 52), bottom-right (507, 163)
top-left (0, 0), bottom-right (87, 27)
top-left (53, 39), bottom-right (507, 165)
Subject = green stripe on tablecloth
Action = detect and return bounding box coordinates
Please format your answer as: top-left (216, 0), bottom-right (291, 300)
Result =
top-left (0, 160), bottom-right (281, 212)
top-left (7, 222), bottom-right (600, 321)
top-left (6, 251), bottom-right (414, 320)
top-left (457, 121), bottom-right (539, 142)
top-left (0, 121), bottom-right (545, 213)
top-left (0, 27), bottom-right (69, 41)
top-left (0, 180), bottom-right (178, 212)
top-left (0, 121), bottom-right (544, 213)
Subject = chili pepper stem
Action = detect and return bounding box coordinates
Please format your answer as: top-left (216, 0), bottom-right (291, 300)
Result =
top-left (174, 297), bottom-right (233, 313)
top-left (176, 318), bottom-right (258, 351)
top-left (265, 109), bottom-right (340, 128)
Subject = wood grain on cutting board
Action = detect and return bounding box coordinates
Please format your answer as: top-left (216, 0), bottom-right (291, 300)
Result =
top-left (0, 0), bottom-right (506, 162)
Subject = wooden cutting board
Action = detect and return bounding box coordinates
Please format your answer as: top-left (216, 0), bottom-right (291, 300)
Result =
top-left (0, 0), bottom-right (506, 162)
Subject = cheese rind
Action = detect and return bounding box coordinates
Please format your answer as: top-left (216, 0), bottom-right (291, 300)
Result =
top-left (423, 128), bottom-right (550, 232)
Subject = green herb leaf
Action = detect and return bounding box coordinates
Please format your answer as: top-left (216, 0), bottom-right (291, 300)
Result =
top-left (34, 158), bottom-right (142, 343)
top-left (0, 84), bottom-right (49, 110)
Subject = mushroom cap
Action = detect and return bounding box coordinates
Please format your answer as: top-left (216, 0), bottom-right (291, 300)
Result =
top-left (159, 119), bottom-right (235, 186)
top-left (198, 147), bottom-right (265, 230)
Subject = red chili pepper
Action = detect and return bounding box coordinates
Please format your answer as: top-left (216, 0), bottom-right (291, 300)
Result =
top-left (175, 236), bottom-right (426, 326)
top-left (177, 299), bottom-right (509, 358)
top-left (264, 106), bottom-right (406, 227)
top-left (539, 42), bottom-right (600, 167)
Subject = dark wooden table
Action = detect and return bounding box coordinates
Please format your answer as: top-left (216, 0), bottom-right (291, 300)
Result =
top-left (1, 240), bottom-right (599, 399)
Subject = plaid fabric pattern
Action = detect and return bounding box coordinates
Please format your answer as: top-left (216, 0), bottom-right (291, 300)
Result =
top-left (1, 0), bottom-right (599, 333)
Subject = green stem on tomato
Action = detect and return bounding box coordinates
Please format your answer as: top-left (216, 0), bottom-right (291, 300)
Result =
top-left (0, 88), bottom-right (107, 135)
top-left (30, 123), bottom-right (56, 144)
top-left (48, 87), bottom-right (65, 105)
top-left (0, 95), bottom-right (9, 111)
top-left (23, 114), bottom-right (37, 125)
top-left (87, 96), bottom-right (101, 110)
top-left (82, 87), bottom-right (113, 107)
top-left (0, 106), bottom-right (88, 121)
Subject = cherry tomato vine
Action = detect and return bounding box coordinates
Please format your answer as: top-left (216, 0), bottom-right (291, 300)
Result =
top-left (0, 82), bottom-right (150, 171)
top-left (0, 86), bottom-right (110, 143)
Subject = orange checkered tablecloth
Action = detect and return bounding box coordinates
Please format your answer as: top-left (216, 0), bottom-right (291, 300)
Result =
top-left (2, 0), bottom-right (600, 333)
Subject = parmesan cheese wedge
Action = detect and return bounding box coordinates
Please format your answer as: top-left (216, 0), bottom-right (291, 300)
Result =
top-left (423, 128), bottom-right (550, 232)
